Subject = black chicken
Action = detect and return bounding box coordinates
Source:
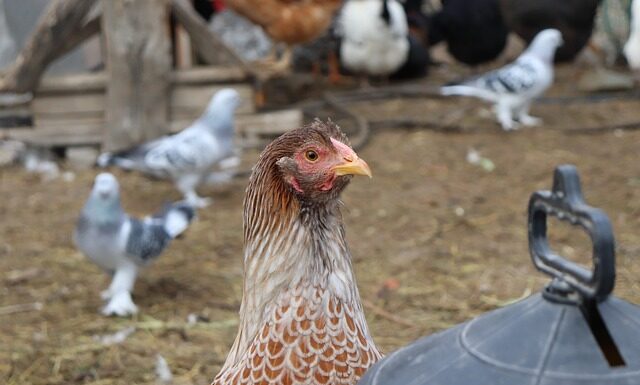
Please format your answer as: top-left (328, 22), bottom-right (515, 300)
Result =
top-left (499, 0), bottom-right (603, 62)
top-left (416, 0), bottom-right (509, 66)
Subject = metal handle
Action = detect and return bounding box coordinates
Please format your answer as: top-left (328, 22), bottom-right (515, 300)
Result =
top-left (527, 165), bottom-right (615, 302)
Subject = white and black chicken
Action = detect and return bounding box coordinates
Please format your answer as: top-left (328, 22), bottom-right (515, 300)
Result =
top-left (338, 0), bottom-right (410, 81)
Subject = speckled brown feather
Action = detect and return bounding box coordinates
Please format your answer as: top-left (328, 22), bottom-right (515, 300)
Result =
top-left (225, 0), bottom-right (343, 44)
top-left (213, 120), bottom-right (381, 385)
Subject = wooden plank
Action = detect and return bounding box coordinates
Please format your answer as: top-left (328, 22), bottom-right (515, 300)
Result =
top-left (6, 123), bottom-right (101, 137)
top-left (34, 66), bottom-right (249, 95)
top-left (33, 116), bottom-right (104, 131)
top-left (170, 66), bottom-right (248, 84)
top-left (32, 93), bottom-right (105, 115)
top-left (37, 72), bottom-right (106, 94)
top-left (239, 109), bottom-right (302, 135)
top-left (4, 128), bottom-right (102, 147)
top-left (31, 84), bottom-right (255, 125)
top-left (169, 109), bottom-right (302, 136)
top-left (170, 84), bottom-right (255, 117)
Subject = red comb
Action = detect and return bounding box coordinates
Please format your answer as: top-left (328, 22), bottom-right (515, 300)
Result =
top-left (212, 0), bottom-right (225, 12)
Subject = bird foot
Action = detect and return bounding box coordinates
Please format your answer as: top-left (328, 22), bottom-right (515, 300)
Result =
top-left (102, 291), bottom-right (138, 317)
top-left (518, 115), bottom-right (542, 127)
top-left (499, 120), bottom-right (520, 131)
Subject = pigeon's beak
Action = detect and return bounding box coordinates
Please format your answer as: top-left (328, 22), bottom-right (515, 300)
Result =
top-left (330, 138), bottom-right (372, 178)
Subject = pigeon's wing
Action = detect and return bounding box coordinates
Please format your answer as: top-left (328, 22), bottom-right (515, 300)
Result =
top-left (143, 128), bottom-right (222, 175)
top-left (471, 59), bottom-right (541, 95)
top-left (98, 136), bottom-right (169, 176)
top-left (125, 218), bottom-right (172, 265)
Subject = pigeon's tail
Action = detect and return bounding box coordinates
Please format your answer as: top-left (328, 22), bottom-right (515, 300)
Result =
top-left (96, 147), bottom-right (147, 171)
top-left (161, 202), bottom-right (196, 238)
top-left (440, 85), bottom-right (498, 103)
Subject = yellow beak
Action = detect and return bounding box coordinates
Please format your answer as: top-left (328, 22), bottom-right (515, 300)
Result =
top-left (332, 157), bottom-right (372, 178)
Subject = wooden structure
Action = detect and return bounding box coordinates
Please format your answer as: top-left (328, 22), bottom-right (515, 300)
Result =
top-left (0, 0), bottom-right (300, 151)
top-left (3, 67), bottom-right (301, 148)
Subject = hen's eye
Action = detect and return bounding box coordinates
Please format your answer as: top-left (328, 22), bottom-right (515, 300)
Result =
top-left (305, 150), bottom-right (319, 162)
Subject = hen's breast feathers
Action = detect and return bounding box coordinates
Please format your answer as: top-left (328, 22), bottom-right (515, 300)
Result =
top-left (226, 0), bottom-right (342, 44)
top-left (214, 288), bottom-right (381, 385)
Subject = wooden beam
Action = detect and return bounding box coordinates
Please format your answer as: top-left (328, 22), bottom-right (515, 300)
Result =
top-left (37, 72), bottom-right (106, 94)
top-left (35, 66), bottom-right (247, 94)
top-left (0, 0), bottom-right (100, 93)
top-left (170, 67), bottom-right (247, 84)
top-left (170, 0), bottom-right (257, 78)
top-left (102, 0), bottom-right (172, 151)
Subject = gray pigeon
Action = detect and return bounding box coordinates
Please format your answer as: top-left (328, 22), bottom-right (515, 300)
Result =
top-left (441, 29), bottom-right (563, 131)
top-left (74, 173), bottom-right (195, 316)
top-left (97, 88), bottom-right (242, 207)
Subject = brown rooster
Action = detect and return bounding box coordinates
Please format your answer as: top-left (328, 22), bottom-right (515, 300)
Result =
top-left (225, 0), bottom-right (343, 72)
top-left (213, 120), bottom-right (381, 385)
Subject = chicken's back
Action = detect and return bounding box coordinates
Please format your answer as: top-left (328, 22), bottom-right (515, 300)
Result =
top-left (226, 0), bottom-right (342, 44)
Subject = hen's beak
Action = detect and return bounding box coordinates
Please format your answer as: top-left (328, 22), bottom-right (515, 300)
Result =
top-left (333, 157), bottom-right (372, 178)
top-left (330, 138), bottom-right (372, 178)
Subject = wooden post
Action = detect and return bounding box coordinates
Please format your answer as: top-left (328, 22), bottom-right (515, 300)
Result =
top-left (174, 24), bottom-right (193, 69)
top-left (102, 0), bottom-right (171, 151)
top-left (0, 0), bottom-right (99, 94)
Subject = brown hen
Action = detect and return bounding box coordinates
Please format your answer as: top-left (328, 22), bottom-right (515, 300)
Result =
top-left (225, 0), bottom-right (343, 72)
top-left (213, 120), bottom-right (381, 385)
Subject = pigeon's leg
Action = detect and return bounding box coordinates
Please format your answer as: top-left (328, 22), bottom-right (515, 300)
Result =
top-left (515, 103), bottom-right (542, 126)
top-left (102, 264), bottom-right (139, 316)
top-left (102, 291), bottom-right (139, 317)
top-left (495, 102), bottom-right (518, 131)
top-left (177, 175), bottom-right (211, 208)
top-left (102, 264), bottom-right (137, 300)
top-left (204, 170), bottom-right (234, 186)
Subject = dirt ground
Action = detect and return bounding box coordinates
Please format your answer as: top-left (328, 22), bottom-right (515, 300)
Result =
top-left (2, 65), bottom-right (640, 384)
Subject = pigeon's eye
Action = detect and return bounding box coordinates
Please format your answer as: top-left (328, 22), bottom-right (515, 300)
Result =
top-left (305, 150), bottom-right (319, 162)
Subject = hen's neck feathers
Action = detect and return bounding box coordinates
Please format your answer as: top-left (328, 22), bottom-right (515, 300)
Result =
top-left (223, 130), bottom-right (366, 370)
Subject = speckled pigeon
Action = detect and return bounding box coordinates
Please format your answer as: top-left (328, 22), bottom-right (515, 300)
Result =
top-left (97, 88), bottom-right (242, 207)
top-left (74, 173), bottom-right (195, 316)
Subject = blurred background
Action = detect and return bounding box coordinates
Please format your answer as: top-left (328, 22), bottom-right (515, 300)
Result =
top-left (1, 0), bottom-right (639, 384)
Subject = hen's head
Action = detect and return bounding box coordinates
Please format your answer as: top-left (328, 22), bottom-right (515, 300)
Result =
top-left (255, 120), bottom-right (371, 205)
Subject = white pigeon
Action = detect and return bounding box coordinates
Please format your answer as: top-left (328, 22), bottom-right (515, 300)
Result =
top-left (338, 0), bottom-right (410, 78)
top-left (74, 173), bottom-right (195, 316)
top-left (441, 29), bottom-right (563, 131)
top-left (97, 88), bottom-right (242, 207)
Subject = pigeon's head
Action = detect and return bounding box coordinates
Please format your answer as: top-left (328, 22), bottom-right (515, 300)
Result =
top-left (201, 88), bottom-right (242, 135)
top-left (529, 29), bottom-right (563, 61)
top-left (205, 88), bottom-right (241, 117)
top-left (536, 29), bottom-right (563, 48)
top-left (91, 173), bottom-right (120, 203)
